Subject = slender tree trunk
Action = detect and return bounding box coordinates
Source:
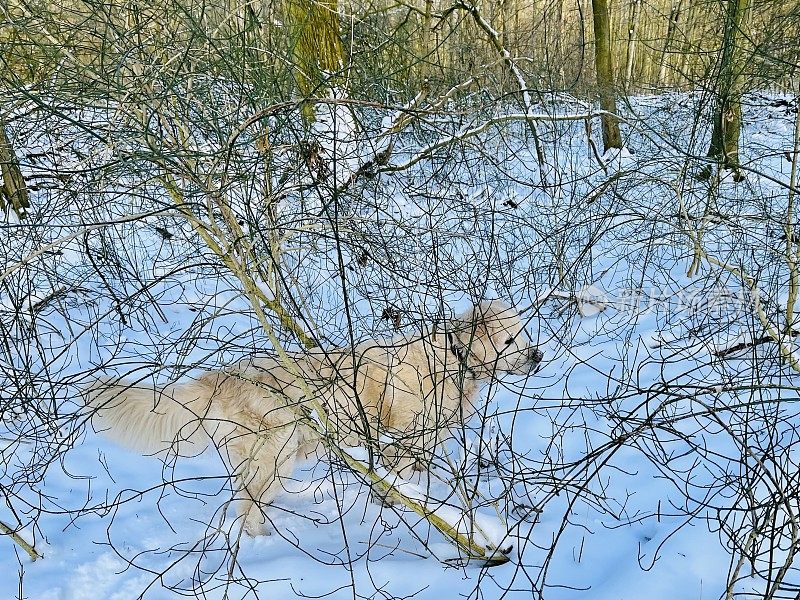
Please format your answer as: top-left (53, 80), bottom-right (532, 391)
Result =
top-left (551, 0), bottom-right (566, 87)
top-left (511, 0), bottom-right (519, 49)
top-left (499, 0), bottom-right (511, 89)
top-left (675, 0), bottom-right (700, 87)
top-left (658, 0), bottom-right (684, 86)
top-left (418, 0), bottom-right (434, 82)
top-left (591, 0), bottom-right (623, 150)
top-left (707, 0), bottom-right (750, 175)
top-left (641, 3), bottom-right (660, 84)
top-left (499, 0), bottom-right (509, 50)
top-left (624, 0), bottom-right (641, 89)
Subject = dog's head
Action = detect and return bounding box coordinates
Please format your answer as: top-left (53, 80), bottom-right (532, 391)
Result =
top-left (450, 300), bottom-right (543, 377)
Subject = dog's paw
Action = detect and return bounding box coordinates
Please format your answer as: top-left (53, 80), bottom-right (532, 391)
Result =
top-left (244, 525), bottom-right (272, 537)
top-left (242, 516), bottom-right (273, 537)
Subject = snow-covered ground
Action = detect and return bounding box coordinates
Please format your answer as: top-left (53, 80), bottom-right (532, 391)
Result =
top-left (2, 90), bottom-right (799, 599)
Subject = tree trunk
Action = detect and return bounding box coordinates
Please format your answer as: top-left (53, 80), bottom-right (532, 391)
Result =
top-left (418, 0), bottom-right (434, 82)
top-left (591, 0), bottom-right (623, 150)
top-left (707, 0), bottom-right (750, 175)
top-left (499, 0), bottom-right (509, 51)
top-left (658, 0), bottom-right (684, 86)
top-left (675, 0), bottom-right (699, 87)
top-left (284, 0), bottom-right (364, 185)
top-left (624, 0), bottom-right (641, 89)
top-left (550, 0), bottom-right (567, 87)
top-left (285, 0), bottom-right (346, 122)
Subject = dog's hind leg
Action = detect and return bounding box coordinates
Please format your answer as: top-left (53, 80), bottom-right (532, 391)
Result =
top-left (225, 422), bottom-right (302, 536)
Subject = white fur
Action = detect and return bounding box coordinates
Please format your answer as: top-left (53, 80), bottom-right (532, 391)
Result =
top-left (84, 300), bottom-right (542, 536)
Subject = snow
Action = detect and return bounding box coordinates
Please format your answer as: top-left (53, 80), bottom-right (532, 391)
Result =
top-left (1, 90), bottom-right (799, 599)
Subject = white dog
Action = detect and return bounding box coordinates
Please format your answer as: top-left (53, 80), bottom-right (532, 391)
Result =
top-left (86, 300), bottom-right (542, 535)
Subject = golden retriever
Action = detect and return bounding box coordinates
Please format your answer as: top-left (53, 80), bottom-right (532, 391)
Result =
top-left (85, 300), bottom-right (542, 535)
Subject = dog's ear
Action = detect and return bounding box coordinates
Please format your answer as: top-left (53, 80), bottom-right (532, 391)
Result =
top-left (448, 317), bottom-right (470, 351)
top-left (449, 308), bottom-right (487, 350)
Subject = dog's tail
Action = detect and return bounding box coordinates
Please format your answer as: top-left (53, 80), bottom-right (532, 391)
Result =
top-left (84, 377), bottom-right (214, 456)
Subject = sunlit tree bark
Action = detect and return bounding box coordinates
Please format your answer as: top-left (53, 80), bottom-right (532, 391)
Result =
top-left (658, 0), bottom-right (684, 85)
top-left (707, 0), bottom-right (751, 176)
top-left (591, 0), bottom-right (623, 150)
top-left (285, 0), bottom-right (347, 122)
top-left (624, 0), bottom-right (641, 88)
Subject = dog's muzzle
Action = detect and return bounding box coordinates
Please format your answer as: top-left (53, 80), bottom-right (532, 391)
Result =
top-left (510, 347), bottom-right (544, 374)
